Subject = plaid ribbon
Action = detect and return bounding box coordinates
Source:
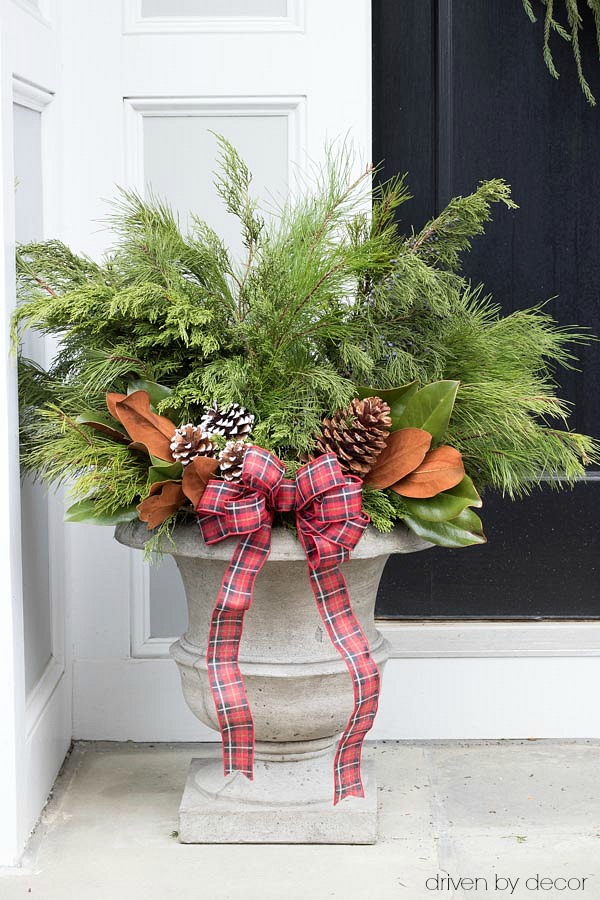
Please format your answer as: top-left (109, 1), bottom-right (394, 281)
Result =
top-left (196, 446), bottom-right (380, 805)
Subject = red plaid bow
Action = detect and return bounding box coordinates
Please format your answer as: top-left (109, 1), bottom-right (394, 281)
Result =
top-left (196, 446), bottom-right (380, 804)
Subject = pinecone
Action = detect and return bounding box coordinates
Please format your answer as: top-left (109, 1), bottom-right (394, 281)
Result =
top-left (313, 396), bottom-right (392, 477)
top-left (200, 402), bottom-right (254, 439)
top-left (170, 424), bottom-right (217, 466)
top-left (218, 440), bottom-right (248, 483)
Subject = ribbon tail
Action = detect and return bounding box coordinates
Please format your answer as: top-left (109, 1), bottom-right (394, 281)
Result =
top-left (308, 566), bottom-right (381, 805)
top-left (206, 524), bottom-right (272, 781)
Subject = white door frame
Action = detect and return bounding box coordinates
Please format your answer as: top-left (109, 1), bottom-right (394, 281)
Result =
top-left (0, 0), bottom-right (71, 866)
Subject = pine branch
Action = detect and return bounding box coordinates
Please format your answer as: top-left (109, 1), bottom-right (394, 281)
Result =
top-left (408, 180), bottom-right (517, 271)
top-left (524, 0), bottom-right (600, 103)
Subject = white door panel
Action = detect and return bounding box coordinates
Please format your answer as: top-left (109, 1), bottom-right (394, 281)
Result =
top-left (56, 0), bottom-right (371, 739)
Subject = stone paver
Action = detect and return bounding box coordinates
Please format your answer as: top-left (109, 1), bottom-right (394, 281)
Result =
top-left (0, 740), bottom-right (598, 900)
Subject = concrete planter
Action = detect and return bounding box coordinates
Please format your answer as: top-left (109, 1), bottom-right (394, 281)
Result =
top-left (116, 520), bottom-right (429, 843)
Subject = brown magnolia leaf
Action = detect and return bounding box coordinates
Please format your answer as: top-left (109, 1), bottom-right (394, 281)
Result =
top-left (181, 456), bottom-right (219, 509)
top-left (137, 481), bottom-right (186, 529)
top-left (364, 428), bottom-right (432, 490)
top-left (128, 440), bottom-right (152, 456)
top-left (106, 392), bottom-right (127, 421)
top-left (392, 446), bottom-right (465, 498)
top-left (114, 390), bottom-right (176, 460)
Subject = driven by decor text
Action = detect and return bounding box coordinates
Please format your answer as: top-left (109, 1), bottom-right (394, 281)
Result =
top-left (425, 873), bottom-right (589, 893)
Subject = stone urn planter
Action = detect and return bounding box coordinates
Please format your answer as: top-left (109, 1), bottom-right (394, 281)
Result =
top-left (115, 520), bottom-right (429, 843)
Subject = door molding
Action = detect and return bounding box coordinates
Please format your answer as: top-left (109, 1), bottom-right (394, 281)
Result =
top-left (129, 550), bottom-right (174, 658)
top-left (383, 620), bottom-right (600, 658)
top-left (12, 75), bottom-right (54, 111)
top-left (123, 96), bottom-right (306, 198)
top-left (11, 75), bottom-right (66, 738)
top-left (9, 0), bottom-right (52, 29)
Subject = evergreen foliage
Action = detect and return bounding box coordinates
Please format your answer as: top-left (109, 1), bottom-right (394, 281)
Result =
top-left (523, 0), bottom-right (600, 105)
top-left (13, 137), bottom-right (599, 541)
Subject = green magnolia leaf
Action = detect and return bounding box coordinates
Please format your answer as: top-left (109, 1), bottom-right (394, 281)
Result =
top-left (400, 475), bottom-right (482, 522)
top-left (76, 410), bottom-right (129, 441)
top-left (65, 498), bottom-right (139, 526)
top-left (356, 382), bottom-right (419, 429)
top-left (148, 457), bottom-right (183, 484)
top-left (394, 380), bottom-right (459, 441)
top-left (403, 506), bottom-right (486, 548)
top-left (444, 475), bottom-right (482, 506)
top-left (128, 379), bottom-right (175, 415)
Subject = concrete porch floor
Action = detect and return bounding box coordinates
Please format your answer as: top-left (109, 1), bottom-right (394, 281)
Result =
top-left (1, 740), bottom-right (598, 900)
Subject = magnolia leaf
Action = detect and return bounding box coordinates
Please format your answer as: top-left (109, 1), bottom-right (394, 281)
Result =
top-left (128, 440), bottom-right (152, 457)
top-left (137, 480), bottom-right (187, 529)
top-left (127, 379), bottom-right (174, 414)
top-left (401, 475), bottom-right (483, 522)
top-left (403, 507), bottom-right (487, 548)
top-left (113, 390), bottom-right (176, 460)
top-left (76, 411), bottom-right (130, 443)
top-left (394, 380), bottom-right (459, 441)
top-left (106, 392), bottom-right (127, 421)
top-left (356, 382), bottom-right (419, 427)
top-left (444, 474), bottom-right (482, 507)
top-left (65, 497), bottom-right (139, 526)
top-left (392, 445), bottom-right (464, 498)
top-left (365, 428), bottom-right (431, 490)
top-left (148, 458), bottom-right (184, 485)
top-left (182, 456), bottom-right (220, 508)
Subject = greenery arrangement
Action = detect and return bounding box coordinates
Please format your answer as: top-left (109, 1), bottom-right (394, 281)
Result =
top-left (13, 137), bottom-right (599, 554)
top-left (522, 0), bottom-right (600, 105)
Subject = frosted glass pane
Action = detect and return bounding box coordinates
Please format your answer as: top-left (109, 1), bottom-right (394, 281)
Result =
top-left (149, 555), bottom-right (188, 639)
top-left (14, 103), bottom-right (53, 694)
top-left (143, 114), bottom-right (288, 263)
top-left (142, 0), bottom-right (286, 17)
top-left (14, 104), bottom-right (43, 244)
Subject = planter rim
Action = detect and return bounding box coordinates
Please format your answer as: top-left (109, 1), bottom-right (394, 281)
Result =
top-left (115, 519), bottom-right (431, 560)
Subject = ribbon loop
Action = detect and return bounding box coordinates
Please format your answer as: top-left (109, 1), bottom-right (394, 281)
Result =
top-left (241, 445), bottom-right (286, 501)
top-left (295, 453), bottom-right (348, 509)
top-left (197, 448), bottom-right (380, 803)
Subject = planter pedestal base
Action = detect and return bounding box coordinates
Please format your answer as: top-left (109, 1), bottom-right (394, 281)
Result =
top-left (178, 749), bottom-right (378, 844)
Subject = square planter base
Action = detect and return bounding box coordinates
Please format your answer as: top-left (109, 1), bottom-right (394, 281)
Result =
top-left (178, 757), bottom-right (378, 844)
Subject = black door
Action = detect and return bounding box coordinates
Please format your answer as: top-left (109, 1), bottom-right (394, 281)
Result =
top-left (373, 0), bottom-right (600, 619)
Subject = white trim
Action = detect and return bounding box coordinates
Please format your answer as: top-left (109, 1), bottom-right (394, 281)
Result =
top-left (123, 95), bottom-right (306, 199)
top-left (122, 0), bottom-right (304, 35)
top-left (12, 76), bottom-right (53, 112)
top-left (381, 620), bottom-right (600, 659)
top-left (129, 550), bottom-right (176, 658)
top-left (25, 491), bottom-right (68, 728)
top-left (8, 0), bottom-right (52, 29)
top-left (12, 76), bottom-right (67, 724)
top-left (132, 617), bottom-right (600, 662)
top-left (25, 659), bottom-right (63, 738)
